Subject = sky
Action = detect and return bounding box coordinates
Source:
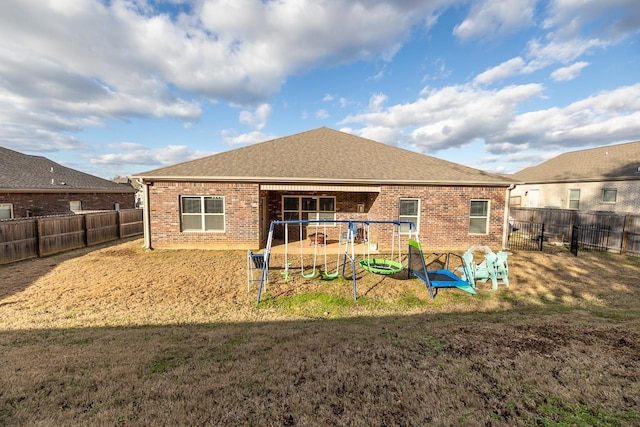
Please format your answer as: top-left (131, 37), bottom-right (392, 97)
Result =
top-left (1, 0), bottom-right (639, 180)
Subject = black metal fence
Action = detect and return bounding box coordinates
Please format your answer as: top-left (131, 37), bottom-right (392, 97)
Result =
top-left (510, 208), bottom-right (640, 256)
top-left (569, 224), bottom-right (612, 256)
top-left (508, 219), bottom-right (613, 255)
top-left (507, 220), bottom-right (545, 251)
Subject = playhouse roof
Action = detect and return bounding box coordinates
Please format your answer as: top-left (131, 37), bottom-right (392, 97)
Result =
top-left (512, 140), bottom-right (640, 183)
top-left (135, 127), bottom-right (513, 186)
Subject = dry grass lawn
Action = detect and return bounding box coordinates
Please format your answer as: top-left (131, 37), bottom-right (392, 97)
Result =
top-left (1, 238), bottom-right (639, 426)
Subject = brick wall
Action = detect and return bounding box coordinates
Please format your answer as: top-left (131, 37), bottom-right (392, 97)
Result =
top-left (148, 181), bottom-right (260, 249)
top-left (370, 185), bottom-right (507, 250)
top-left (0, 192), bottom-right (135, 218)
top-left (147, 182), bottom-right (507, 251)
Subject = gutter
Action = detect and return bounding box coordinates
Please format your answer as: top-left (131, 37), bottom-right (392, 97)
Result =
top-left (514, 176), bottom-right (640, 185)
top-left (502, 183), bottom-right (516, 249)
top-left (140, 179), bottom-right (152, 250)
top-left (1, 188), bottom-right (136, 194)
top-left (131, 175), bottom-right (516, 188)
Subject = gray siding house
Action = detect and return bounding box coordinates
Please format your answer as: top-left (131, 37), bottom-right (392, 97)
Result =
top-left (510, 141), bottom-right (640, 214)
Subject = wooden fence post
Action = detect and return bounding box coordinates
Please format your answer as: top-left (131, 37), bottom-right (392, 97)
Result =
top-left (117, 210), bottom-right (122, 239)
top-left (82, 214), bottom-right (88, 247)
top-left (36, 218), bottom-right (43, 257)
top-left (622, 214), bottom-right (631, 255)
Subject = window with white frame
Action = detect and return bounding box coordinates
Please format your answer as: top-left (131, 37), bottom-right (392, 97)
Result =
top-left (568, 189), bottom-right (580, 209)
top-left (0, 203), bottom-right (13, 219)
top-left (282, 196), bottom-right (336, 223)
top-left (69, 201), bottom-right (82, 211)
top-left (181, 196), bottom-right (225, 232)
top-left (399, 198), bottom-right (419, 234)
top-left (602, 188), bottom-right (617, 203)
top-left (469, 200), bottom-right (489, 234)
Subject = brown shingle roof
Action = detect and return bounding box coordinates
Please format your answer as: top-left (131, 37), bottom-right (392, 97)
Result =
top-left (0, 146), bottom-right (135, 193)
top-left (134, 127), bottom-right (513, 186)
top-left (513, 140), bottom-right (640, 183)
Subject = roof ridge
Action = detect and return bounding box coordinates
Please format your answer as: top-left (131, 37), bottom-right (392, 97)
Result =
top-left (134, 127), bottom-right (513, 186)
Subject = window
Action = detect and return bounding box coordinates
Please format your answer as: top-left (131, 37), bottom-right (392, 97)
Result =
top-left (568, 189), bottom-right (580, 209)
top-left (70, 201), bottom-right (82, 211)
top-left (469, 200), bottom-right (489, 234)
top-left (282, 196), bottom-right (336, 223)
top-left (181, 196), bottom-right (225, 232)
top-left (0, 203), bottom-right (13, 220)
top-left (602, 188), bottom-right (617, 203)
top-left (399, 198), bottom-right (419, 234)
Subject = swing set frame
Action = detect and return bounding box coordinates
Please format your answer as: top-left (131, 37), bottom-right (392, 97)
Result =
top-left (250, 219), bottom-right (418, 304)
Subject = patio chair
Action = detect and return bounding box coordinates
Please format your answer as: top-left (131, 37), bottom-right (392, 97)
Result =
top-left (494, 251), bottom-right (510, 288)
top-left (460, 251), bottom-right (476, 283)
top-left (475, 251), bottom-right (499, 289)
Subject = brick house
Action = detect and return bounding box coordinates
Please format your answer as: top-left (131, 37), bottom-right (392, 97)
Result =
top-left (0, 146), bottom-right (136, 219)
top-left (510, 141), bottom-right (640, 213)
top-left (133, 127), bottom-right (516, 250)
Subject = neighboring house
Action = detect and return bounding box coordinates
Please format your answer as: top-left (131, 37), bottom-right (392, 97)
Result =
top-left (133, 127), bottom-right (516, 251)
top-left (0, 146), bottom-right (136, 219)
top-left (113, 176), bottom-right (144, 208)
top-left (510, 141), bottom-right (640, 213)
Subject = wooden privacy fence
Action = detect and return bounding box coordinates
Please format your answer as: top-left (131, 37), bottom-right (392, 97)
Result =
top-left (510, 207), bottom-right (640, 256)
top-left (0, 209), bottom-right (143, 265)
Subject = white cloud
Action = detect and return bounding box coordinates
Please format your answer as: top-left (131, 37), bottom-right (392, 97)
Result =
top-left (89, 145), bottom-right (212, 166)
top-left (341, 82), bottom-right (640, 167)
top-left (346, 126), bottom-right (403, 146)
top-left (480, 151), bottom-right (558, 169)
top-left (315, 109), bottom-right (330, 120)
top-left (0, 0), bottom-right (440, 151)
top-left (239, 103), bottom-right (272, 130)
top-left (470, 0), bottom-right (639, 85)
top-left (474, 57), bottom-right (526, 84)
top-left (368, 93), bottom-right (388, 113)
top-left (107, 142), bottom-right (147, 151)
top-left (494, 83), bottom-right (640, 150)
top-left (526, 38), bottom-right (606, 68)
top-left (342, 83), bottom-right (544, 152)
top-left (453, 0), bottom-right (536, 41)
top-left (368, 70), bottom-right (386, 81)
top-left (322, 94), bottom-right (334, 102)
top-left (473, 37), bottom-right (605, 85)
top-left (543, 0), bottom-right (640, 42)
top-left (550, 61), bottom-right (589, 81)
top-left (221, 130), bottom-right (273, 146)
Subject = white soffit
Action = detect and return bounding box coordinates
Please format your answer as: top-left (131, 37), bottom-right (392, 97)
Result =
top-left (260, 184), bottom-right (380, 193)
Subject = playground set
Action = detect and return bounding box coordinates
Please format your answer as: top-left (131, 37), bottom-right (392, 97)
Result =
top-left (247, 219), bottom-right (509, 304)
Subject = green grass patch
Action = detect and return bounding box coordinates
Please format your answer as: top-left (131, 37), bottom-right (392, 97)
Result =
top-left (258, 291), bottom-right (355, 317)
top-left (589, 309), bottom-right (629, 320)
top-left (258, 290), bottom-right (433, 317)
top-left (396, 294), bottom-right (428, 309)
top-left (144, 349), bottom-right (192, 377)
top-left (536, 399), bottom-right (639, 426)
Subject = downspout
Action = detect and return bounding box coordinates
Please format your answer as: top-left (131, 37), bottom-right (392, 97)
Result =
top-left (140, 179), bottom-right (152, 250)
top-left (502, 183), bottom-right (516, 249)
